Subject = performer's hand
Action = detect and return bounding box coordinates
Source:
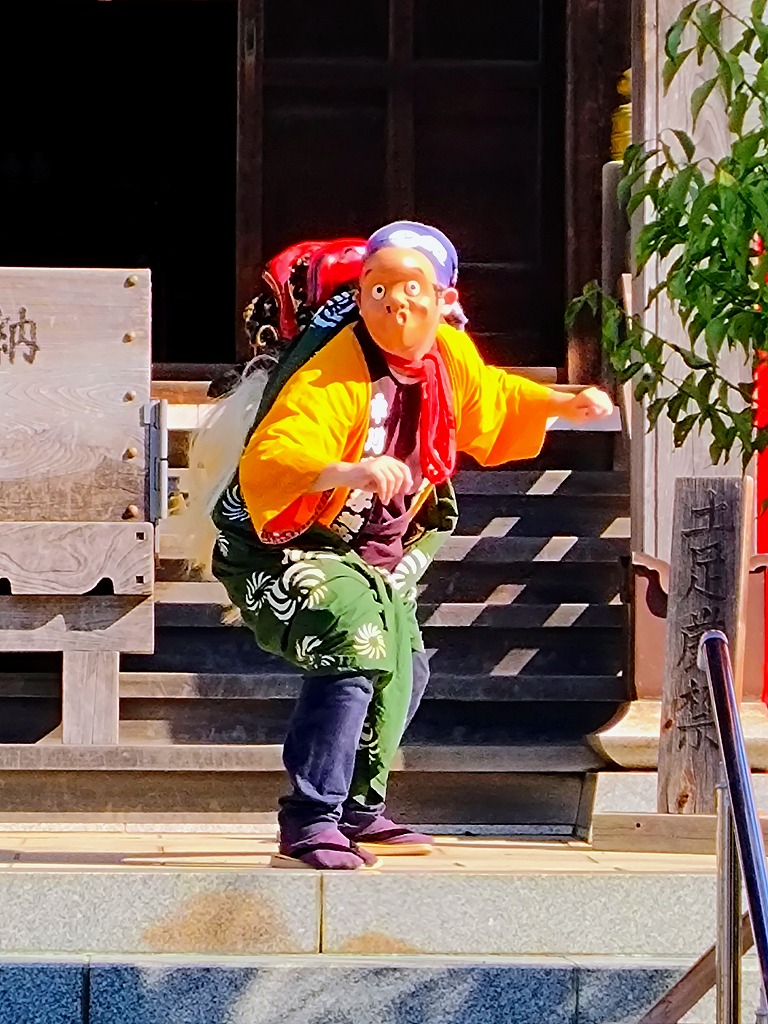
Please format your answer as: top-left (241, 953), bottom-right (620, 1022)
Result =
top-left (313, 457), bottom-right (413, 504)
top-left (350, 456), bottom-right (414, 504)
top-left (553, 387), bottom-right (614, 423)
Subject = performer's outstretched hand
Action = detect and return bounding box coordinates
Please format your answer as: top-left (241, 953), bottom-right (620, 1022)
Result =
top-left (550, 386), bottom-right (614, 423)
top-left (313, 457), bottom-right (413, 504)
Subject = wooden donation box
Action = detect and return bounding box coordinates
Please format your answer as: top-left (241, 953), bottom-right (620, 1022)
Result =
top-left (0, 268), bottom-right (164, 745)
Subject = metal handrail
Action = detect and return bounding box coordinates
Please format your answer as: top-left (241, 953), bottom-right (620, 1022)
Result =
top-left (698, 629), bottom-right (768, 1017)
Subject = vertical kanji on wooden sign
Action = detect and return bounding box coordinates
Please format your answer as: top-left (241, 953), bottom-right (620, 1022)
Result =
top-left (657, 477), bottom-right (751, 814)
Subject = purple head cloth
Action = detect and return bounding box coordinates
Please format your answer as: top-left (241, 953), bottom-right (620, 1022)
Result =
top-left (365, 221), bottom-right (459, 289)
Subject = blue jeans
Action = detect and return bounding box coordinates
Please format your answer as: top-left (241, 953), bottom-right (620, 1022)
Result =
top-left (278, 651), bottom-right (430, 838)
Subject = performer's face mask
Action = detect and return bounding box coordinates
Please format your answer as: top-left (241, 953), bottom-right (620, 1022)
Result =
top-left (358, 248), bottom-right (458, 359)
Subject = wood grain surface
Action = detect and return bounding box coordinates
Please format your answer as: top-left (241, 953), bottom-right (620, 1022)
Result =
top-left (657, 478), bottom-right (748, 813)
top-left (0, 596), bottom-right (153, 653)
top-left (62, 651), bottom-right (120, 745)
top-left (0, 268), bottom-right (151, 522)
top-left (0, 522), bottom-right (154, 595)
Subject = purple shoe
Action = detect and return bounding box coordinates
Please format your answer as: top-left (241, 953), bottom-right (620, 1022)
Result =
top-left (271, 826), bottom-right (378, 870)
top-left (340, 812), bottom-right (435, 856)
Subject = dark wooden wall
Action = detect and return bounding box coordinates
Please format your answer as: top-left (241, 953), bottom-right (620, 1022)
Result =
top-left (238, 0), bottom-right (574, 371)
top-left (565, 0), bottom-right (632, 382)
top-left (0, 0), bottom-right (629, 378)
top-left (239, 0), bottom-right (630, 379)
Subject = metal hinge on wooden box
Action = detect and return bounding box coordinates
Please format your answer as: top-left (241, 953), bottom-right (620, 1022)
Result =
top-left (0, 268), bottom-right (165, 745)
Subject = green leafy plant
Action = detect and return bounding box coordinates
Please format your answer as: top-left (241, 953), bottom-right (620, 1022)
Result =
top-left (567, 0), bottom-right (768, 468)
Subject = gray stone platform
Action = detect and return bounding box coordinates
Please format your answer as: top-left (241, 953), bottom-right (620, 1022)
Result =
top-left (0, 829), bottom-right (750, 1023)
top-left (0, 832), bottom-right (722, 958)
top-left (0, 954), bottom-right (688, 1024)
top-left (0, 864), bottom-right (720, 959)
top-left (0, 954), bottom-right (761, 1024)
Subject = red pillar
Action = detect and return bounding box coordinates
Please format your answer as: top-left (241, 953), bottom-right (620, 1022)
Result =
top-left (756, 350), bottom-right (768, 703)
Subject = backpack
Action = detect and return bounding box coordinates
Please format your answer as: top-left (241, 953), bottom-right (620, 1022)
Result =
top-left (208, 238), bottom-right (365, 400)
top-left (245, 238), bottom-right (366, 356)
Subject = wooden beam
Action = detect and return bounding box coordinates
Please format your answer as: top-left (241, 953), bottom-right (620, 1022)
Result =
top-left (0, 523), bottom-right (154, 596)
top-left (386, 0), bottom-right (415, 219)
top-left (235, 0), bottom-right (263, 361)
top-left (637, 912), bottom-right (753, 1024)
top-left (62, 652), bottom-right (120, 746)
top-left (592, 811), bottom-right (768, 855)
top-left (0, 596), bottom-right (153, 654)
top-left (0, 742), bottom-right (602, 772)
top-left (565, 0), bottom-right (631, 383)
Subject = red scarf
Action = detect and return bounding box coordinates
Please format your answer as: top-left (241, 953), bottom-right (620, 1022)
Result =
top-left (384, 347), bottom-right (457, 485)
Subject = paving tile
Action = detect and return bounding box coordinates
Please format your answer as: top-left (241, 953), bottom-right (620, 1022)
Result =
top-left (0, 960), bottom-right (84, 1024)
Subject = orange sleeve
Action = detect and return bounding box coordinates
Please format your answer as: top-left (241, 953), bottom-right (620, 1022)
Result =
top-left (439, 325), bottom-right (554, 465)
top-left (239, 332), bottom-right (368, 536)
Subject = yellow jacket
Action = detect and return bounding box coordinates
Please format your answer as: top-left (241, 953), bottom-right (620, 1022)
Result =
top-left (240, 323), bottom-right (553, 541)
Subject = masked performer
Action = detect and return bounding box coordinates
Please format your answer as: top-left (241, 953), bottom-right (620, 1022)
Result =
top-left (196, 221), bottom-right (613, 870)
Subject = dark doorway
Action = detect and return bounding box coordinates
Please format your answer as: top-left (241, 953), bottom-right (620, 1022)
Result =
top-left (0, 1), bottom-right (237, 364)
top-left (250, 0), bottom-right (566, 369)
top-left (0, 1), bottom-right (575, 370)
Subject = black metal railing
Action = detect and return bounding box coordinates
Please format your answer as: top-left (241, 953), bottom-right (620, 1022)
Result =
top-left (699, 630), bottom-right (768, 1021)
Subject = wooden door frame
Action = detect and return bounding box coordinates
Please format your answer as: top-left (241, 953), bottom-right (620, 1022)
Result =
top-left (565, 0), bottom-right (631, 383)
top-left (234, 0), bottom-right (630, 381)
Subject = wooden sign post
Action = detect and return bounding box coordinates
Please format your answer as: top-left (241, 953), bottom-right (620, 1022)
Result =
top-left (657, 477), bottom-right (752, 814)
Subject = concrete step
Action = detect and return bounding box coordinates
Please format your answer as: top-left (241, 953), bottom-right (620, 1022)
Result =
top-left (0, 952), bottom-right (722, 1024)
top-left (0, 832), bottom-right (721, 960)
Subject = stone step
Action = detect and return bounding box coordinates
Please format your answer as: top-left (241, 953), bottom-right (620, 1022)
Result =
top-left (0, 953), bottom-right (722, 1024)
top-left (0, 832), bottom-right (722, 965)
